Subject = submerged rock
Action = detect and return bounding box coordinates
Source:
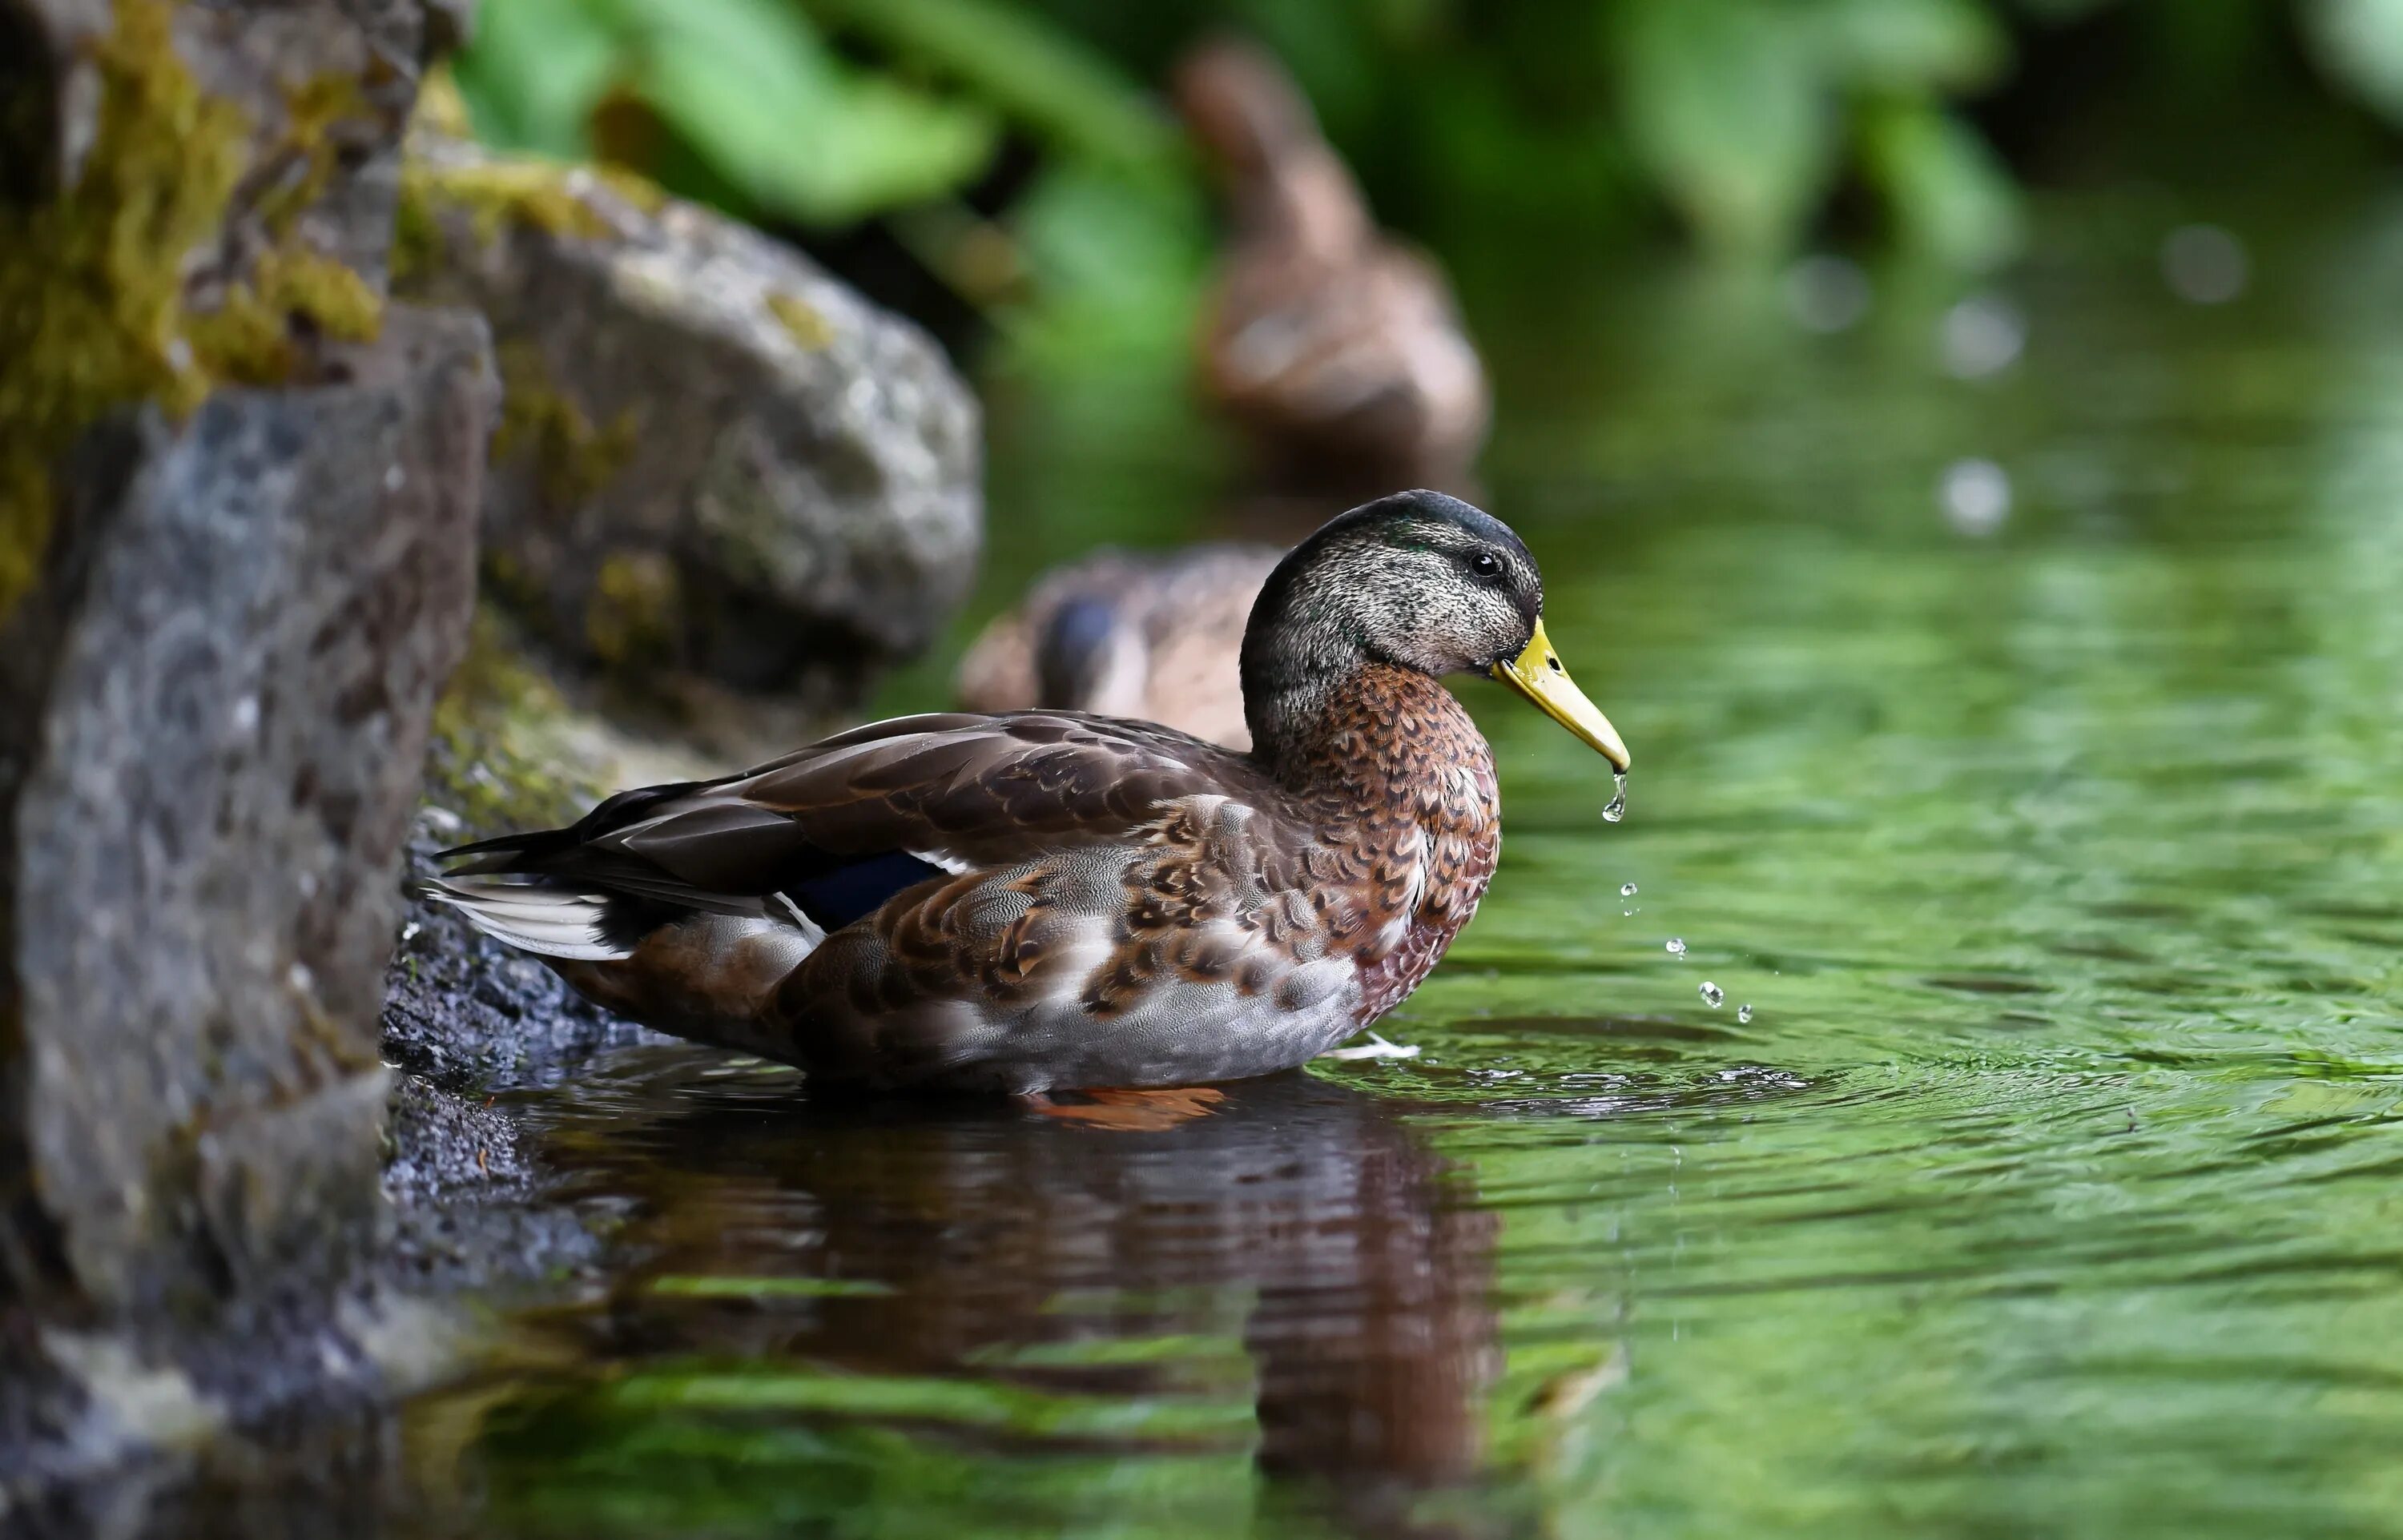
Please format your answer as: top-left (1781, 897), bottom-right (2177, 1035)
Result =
top-left (396, 131), bottom-right (984, 730)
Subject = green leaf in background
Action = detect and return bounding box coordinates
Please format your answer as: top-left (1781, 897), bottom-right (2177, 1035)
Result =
top-left (622, 0), bottom-right (997, 224)
top-left (811, 0), bottom-right (1178, 171)
top-left (2301, 0), bottom-right (2403, 126)
top-left (1612, 0), bottom-right (1840, 256)
top-left (1811, 0), bottom-right (2011, 94)
top-left (1858, 96), bottom-right (2025, 271)
top-left (452, 0), bottom-right (620, 159)
top-left (1003, 162), bottom-right (1209, 366)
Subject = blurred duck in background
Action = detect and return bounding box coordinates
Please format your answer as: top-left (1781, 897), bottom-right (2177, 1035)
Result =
top-left (955, 543), bottom-right (1283, 750)
top-left (1173, 38), bottom-right (1490, 489)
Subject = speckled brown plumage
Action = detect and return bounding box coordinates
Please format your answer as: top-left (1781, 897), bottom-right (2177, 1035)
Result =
top-left (425, 491), bottom-right (1626, 1094)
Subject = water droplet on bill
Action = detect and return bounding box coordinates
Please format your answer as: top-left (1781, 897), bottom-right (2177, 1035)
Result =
top-left (1737, 1003), bottom-right (1753, 1023)
top-left (1603, 772), bottom-right (1627, 824)
top-left (1700, 981), bottom-right (1725, 1007)
top-left (1666, 938), bottom-right (1686, 958)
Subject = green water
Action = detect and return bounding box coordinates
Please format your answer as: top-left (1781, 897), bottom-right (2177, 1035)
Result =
top-left (410, 212), bottom-right (2403, 1538)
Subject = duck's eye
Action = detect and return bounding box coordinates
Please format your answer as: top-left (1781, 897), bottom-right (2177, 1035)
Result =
top-left (1469, 552), bottom-right (1502, 578)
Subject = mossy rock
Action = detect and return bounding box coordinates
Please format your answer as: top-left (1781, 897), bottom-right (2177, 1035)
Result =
top-left (389, 130), bottom-right (984, 731)
top-left (0, 0), bottom-right (403, 621)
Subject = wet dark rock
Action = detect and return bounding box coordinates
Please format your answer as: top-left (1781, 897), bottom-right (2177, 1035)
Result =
top-left (395, 131), bottom-right (984, 734)
top-left (380, 822), bottom-right (662, 1095)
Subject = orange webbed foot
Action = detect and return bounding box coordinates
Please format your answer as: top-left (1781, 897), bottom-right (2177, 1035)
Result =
top-left (1016, 1086), bottom-right (1229, 1132)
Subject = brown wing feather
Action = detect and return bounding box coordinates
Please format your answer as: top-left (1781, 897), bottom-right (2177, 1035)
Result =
top-left (489, 712), bottom-right (1279, 906)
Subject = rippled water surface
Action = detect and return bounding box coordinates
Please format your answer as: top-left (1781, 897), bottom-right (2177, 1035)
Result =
top-left (405, 219), bottom-right (2403, 1538)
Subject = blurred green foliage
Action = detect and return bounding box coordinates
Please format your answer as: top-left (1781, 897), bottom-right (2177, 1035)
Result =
top-left (450, 0), bottom-right (2403, 356)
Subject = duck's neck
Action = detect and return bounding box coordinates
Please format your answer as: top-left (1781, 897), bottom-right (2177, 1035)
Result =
top-left (1239, 147), bottom-right (1372, 261)
top-left (1250, 661), bottom-right (1497, 815)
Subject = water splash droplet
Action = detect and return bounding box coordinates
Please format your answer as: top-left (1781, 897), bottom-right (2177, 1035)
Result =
top-left (1737, 1003), bottom-right (1754, 1023)
top-left (1620, 882), bottom-right (1638, 898)
top-left (1700, 981), bottom-right (1724, 1007)
top-left (1602, 772), bottom-right (1628, 824)
top-left (1665, 939), bottom-right (1686, 958)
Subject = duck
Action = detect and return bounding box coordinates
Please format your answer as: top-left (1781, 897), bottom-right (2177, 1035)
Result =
top-left (953, 542), bottom-right (1284, 750)
top-left (422, 490), bottom-right (1627, 1096)
top-left (1173, 38), bottom-right (1490, 485)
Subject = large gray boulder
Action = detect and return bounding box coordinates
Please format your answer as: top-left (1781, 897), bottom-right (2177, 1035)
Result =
top-left (0, 298), bottom-right (493, 1336)
top-left (1, 309), bottom-right (493, 1325)
top-left (395, 131), bottom-right (984, 722)
top-left (0, 0), bottom-right (500, 1481)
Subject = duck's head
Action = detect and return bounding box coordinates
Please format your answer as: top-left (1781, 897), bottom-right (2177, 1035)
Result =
top-left (1240, 489), bottom-right (1631, 771)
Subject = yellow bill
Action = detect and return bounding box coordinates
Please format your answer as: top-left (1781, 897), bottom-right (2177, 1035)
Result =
top-left (1491, 618), bottom-right (1631, 772)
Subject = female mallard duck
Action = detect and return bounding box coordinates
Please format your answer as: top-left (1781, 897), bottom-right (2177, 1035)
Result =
top-left (425, 492), bottom-right (1626, 1095)
top-left (1174, 39), bottom-right (1490, 484)
top-left (953, 542), bottom-right (1283, 750)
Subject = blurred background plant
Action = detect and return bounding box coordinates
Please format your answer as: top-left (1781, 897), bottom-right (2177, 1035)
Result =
top-left (449, 0), bottom-right (2403, 371)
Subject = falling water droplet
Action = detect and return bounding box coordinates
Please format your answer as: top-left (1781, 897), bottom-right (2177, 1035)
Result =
top-left (1665, 938), bottom-right (1686, 958)
top-left (1602, 772), bottom-right (1628, 824)
top-left (1620, 882), bottom-right (1637, 898)
top-left (1700, 981), bottom-right (1725, 1007)
top-left (1737, 1003), bottom-right (1753, 1023)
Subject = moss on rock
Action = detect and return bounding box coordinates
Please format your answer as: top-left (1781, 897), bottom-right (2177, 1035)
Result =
top-left (186, 247), bottom-right (387, 384)
top-left (412, 64), bottom-right (474, 142)
top-left (766, 291), bottom-right (834, 351)
top-left (0, 0), bottom-right (248, 617)
top-left (424, 607), bottom-right (598, 836)
top-left (584, 550), bottom-right (682, 669)
top-left (396, 155), bottom-right (614, 267)
top-left (490, 340), bottom-right (638, 512)
top-left (0, 0), bottom-right (390, 621)
top-left (254, 71), bottom-right (372, 239)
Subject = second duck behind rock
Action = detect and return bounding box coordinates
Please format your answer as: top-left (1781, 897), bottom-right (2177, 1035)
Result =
top-left (955, 542), bottom-right (1283, 750)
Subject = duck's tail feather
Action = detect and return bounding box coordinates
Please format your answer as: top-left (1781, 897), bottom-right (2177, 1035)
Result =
top-left (437, 778), bottom-right (716, 875)
top-left (416, 873), bottom-right (638, 961)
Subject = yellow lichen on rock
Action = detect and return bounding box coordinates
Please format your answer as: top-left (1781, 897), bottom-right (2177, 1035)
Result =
top-left (767, 291), bottom-right (835, 351)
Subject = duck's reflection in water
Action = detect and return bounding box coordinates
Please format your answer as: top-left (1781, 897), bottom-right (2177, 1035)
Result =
top-left (519, 1055), bottom-right (1502, 1534)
